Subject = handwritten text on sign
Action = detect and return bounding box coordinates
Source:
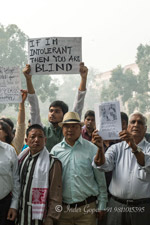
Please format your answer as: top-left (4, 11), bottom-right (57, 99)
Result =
top-left (28, 37), bottom-right (82, 75)
top-left (0, 67), bottom-right (22, 103)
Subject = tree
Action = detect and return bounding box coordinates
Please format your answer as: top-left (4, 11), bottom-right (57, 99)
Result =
top-left (101, 43), bottom-right (150, 114)
top-left (100, 65), bottom-right (137, 113)
top-left (135, 44), bottom-right (150, 113)
top-left (0, 24), bottom-right (27, 67)
top-left (0, 24), bottom-right (58, 112)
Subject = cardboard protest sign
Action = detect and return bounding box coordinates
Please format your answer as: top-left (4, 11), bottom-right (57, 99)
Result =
top-left (0, 67), bottom-right (22, 103)
top-left (95, 101), bottom-right (122, 140)
top-left (28, 37), bottom-right (82, 75)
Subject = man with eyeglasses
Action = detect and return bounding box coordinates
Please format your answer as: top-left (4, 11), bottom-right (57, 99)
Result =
top-left (92, 112), bottom-right (150, 225)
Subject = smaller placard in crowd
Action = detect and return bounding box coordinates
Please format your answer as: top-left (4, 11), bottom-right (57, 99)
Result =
top-left (95, 101), bottom-right (122, 140)
top-left (0, 67), bottom-right (22, 103)
top-left (28, 37), bottom-right (82, 75)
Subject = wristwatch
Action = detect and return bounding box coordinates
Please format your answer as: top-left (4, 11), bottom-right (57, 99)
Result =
top-left (132, 146), bottom-right (142, 154)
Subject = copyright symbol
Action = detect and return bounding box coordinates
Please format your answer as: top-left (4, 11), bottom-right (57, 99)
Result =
top-left (55, 205), bottom-right (63, 212)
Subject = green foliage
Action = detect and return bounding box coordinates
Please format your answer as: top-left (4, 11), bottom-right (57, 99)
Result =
top-left (136, 44), bottom-right (150, 73)
top-left (101, 86), bottom-right (112, 102)
top-left (0, 24), bottom-right (27, 67)
top-left (101, 66), bottom-right (137, 106)
top-left (101, 43), bottom-right (150, 114)
top-left (135, 44), bottom-right (150, 112)
top-left (0, 24), bottom-right (58, 112)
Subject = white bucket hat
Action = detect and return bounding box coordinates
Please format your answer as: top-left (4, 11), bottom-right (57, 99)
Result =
top-left (58, 112), bottom-right (84, 127)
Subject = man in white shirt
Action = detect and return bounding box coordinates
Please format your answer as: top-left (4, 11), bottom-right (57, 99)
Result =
top-left (0, 141), bottom-right (20, 225)
top-left (92, 112), bottom-right (150, 225)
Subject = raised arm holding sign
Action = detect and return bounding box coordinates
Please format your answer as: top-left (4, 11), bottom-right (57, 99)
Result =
top-left (23, 61), bottom-right (88, 152)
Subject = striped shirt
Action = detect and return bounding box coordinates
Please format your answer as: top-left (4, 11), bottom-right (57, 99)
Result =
top-left (18, 151), bottom-right (43, 225)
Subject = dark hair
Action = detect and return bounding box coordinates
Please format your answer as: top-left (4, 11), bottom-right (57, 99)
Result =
top-left (0, 121), bottom-right (13, 144)
top-left (12, 129), bottom-right (16, 136)
top-left (49, 100), bottom-right (68, 115)
top-left (26, 124), bottom-right (45, 137)
top-left (84, 110), bottom-right (95, 120)
top-left (0, 117), bottom-right (14, 131)
top-left (121, 112), bottom-right (128, 125)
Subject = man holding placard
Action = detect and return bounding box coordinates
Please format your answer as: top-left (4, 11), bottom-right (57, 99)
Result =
top-left (23, 61), bottom-right (88, 151)
top-left (92, 112), bottom-right (150, 225)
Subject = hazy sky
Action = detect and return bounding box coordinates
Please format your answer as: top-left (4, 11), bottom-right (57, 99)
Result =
top-left (1, 0), bottom-right (150, 72)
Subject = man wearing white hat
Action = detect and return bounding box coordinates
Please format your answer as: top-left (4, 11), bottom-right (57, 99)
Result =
top-left (51, 112), bottom-right (107, 225)
top-left (23, 62), bottom-right (88, 152)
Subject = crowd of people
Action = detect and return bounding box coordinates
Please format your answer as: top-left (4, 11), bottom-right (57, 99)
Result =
top-left (0, 62), bottom-right (150, 225)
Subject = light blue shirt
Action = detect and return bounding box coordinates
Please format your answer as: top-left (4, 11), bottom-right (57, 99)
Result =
top-left (93, 139), bottom-right (150, 199)
top-left (51, 135), bottom-right (107, 210)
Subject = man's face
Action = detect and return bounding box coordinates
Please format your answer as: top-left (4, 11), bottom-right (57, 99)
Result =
top-left (62, 123), bottom-right (81, 145)
top-left (26, 129), bottom-right (46, 155)
top-left (127, 114), bottom-right (147, 140)
top-left (48, 106), bottom-right (64, 124)
top-left (84, 116), bottom-right (95, 131)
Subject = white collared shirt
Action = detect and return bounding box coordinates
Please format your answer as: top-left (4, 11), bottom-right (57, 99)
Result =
top-left (0, 141), bottom-right (20, 209)
top-left (93, 139), bottom-right (150, 199)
